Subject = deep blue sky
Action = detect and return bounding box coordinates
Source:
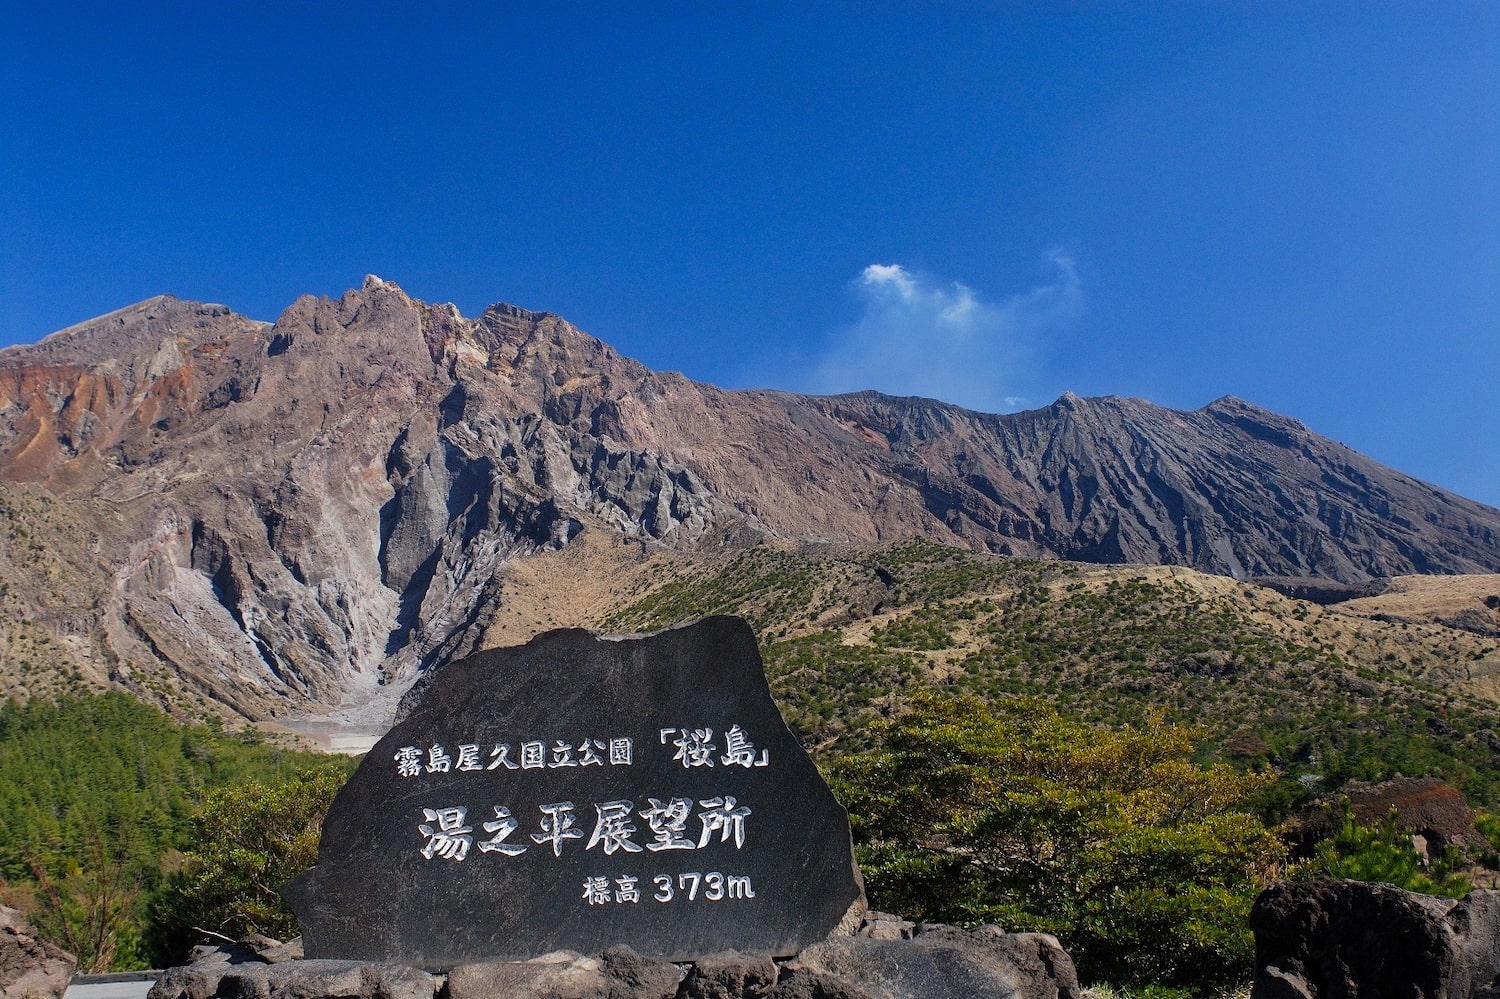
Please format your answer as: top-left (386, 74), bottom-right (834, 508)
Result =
top-left (3, 4), bottom-right (1497, 506)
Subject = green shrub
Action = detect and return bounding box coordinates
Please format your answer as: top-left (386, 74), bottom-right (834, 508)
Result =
top-left (1474, 808), bottom-right (1500, 868)
top-left (1304, 801), bottom-right (1470, 897)
top-left (147, 769), bottom-right (344, 964)
top-left (828, 693), bottom-right (1285, 993)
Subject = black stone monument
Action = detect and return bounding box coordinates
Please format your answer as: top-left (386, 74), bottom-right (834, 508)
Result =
top-left (283, 617), bottom-right (864, 969)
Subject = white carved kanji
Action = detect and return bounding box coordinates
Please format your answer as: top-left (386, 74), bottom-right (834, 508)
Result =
top-left (664, 727), bottom-right (716, 768)
top-left (578, 738), bottom-right (605, 766)
top-left (586, 799), bottom-right (643, 855)
top-left (697, 796), bottom-right (751, 848)
top-left (720, 724), bottom-right (769, 767)
top-left (549, 740), bottom-right (578, 768)
top-left (531, 801), bottom-right (585, 856)
top-left (418, 806), bottom-right (473, 861)
top-left (582, 876), bottom-right (611, 905)
top-left (394, 746), bottom-right (422, 778)
top-left (455, 743), bottom-right (484, 772)
top-left (477, 805), bottom-right (527, 856)
top-left (487, 743), bottom-right (519, 770)
top-left (640, 797), bottom-right (696, 852)
top-left (520, 740), bottom-right (547, 770)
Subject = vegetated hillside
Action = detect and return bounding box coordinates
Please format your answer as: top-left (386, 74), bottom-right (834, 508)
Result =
top-left (1, 277), bottom-right (1497, 727)
top-left (572, 539), bottom-right (1500, 807)
top-left (0, 482), bottom-right (117, 702)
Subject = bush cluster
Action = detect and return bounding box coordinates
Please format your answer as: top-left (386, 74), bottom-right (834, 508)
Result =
top-left (828, 692), bottom-right (1287, 992)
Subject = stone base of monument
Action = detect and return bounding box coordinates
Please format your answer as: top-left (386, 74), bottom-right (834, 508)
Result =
top-left (147, 915), bottom-right (1081, 999)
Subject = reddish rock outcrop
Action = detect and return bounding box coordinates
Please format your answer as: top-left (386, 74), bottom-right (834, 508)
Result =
top-left (1290, 777), bottom-right (1491, 858)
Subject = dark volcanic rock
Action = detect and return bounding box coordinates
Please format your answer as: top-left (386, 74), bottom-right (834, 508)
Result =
top-left (1250, 881), bottom-right (1500, 999)
top-left (0, 906), bottom-right (76, 999)
top-left (150, 962), bottom-right (232, 999)
top-left (852, 913), bottom-right (915, 942)
top-left (763, 967), bottom-right (878, 999)
top-left (150, 953), bottom-right (241, 999)
top-left (1251, 577), bottom-right (1390, 605)
top-left (283, 618), bottom-right (863, 968)
top-left (2, 278), bottom-right (1498, 722)
top-left (147, 923), bottom-right (1082, 999)
top-left (150, 938), bottom-right (304, 999)
top-left (213, 961), bottom-right (435, 999)
top-left (444, 946), bottom-right (679, 999)
top-left (767, 930), bottom-right (1081, 999)
top-left (679, 951), bottom-right (780, 999)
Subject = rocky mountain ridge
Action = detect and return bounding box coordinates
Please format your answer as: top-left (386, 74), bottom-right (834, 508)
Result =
top-left (1, 276), bottom-right (1497, 723)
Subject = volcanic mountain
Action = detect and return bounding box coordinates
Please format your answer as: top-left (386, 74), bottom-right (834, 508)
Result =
top-left (1, 277), bottom-right (1496, 722)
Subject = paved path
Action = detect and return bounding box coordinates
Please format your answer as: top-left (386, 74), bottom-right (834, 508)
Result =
top-left (67, 976), bottom-right (158, 999)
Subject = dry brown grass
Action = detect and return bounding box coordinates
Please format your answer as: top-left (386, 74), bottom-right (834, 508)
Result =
top-left (1336, 573), bottom-right (1500, 625)
top-left (478, 519), bottom-right (693, 648)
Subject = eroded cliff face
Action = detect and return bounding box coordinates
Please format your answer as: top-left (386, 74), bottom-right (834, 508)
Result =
top-left (1, 277), bottom-right (1496, 723)
top-left (0, 280), bottom-right (752, 721)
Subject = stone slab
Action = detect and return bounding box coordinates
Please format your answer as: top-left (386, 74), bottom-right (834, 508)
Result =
top-left (66, 983), bottom-right (156, 999)
top-left (284, 617), bottom-right (863, 968)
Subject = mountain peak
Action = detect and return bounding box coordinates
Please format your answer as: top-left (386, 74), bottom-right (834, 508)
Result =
top-left (1204, 394), bottom-right (1271, 416)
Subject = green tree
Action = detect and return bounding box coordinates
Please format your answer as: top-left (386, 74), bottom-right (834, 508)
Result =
top-left (828, 693), bottom-right (1286, 993)
top-left (0, 693), bottom-right (353, 970)
top-left (146, 769), bottom-right (344, 965)
top-left (2, 826), bottom-right (144, 972)
top-left (1307, 801), bottom-right (1470, 897)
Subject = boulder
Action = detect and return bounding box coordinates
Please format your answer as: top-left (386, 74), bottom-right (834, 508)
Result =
top-left (679, 951), bottom-right (779, 999)
top-left (213, 960), bottom-right (435, 999)
top-left (149, 962), bottom-right (236, 999)
top-left (286, 619), bottom-right (865, 966)
top-left (235, 936), bottom-right (303, 965)
top-left (600, 946), bottom-right (684, 998)
top-left (255, 939), bottom-right (304, 965)
top-left (0, 907), bottom-right (76, 999)
top-left (764, 927), bottom-right (1081, 999)
top-left (852, 914), bottom-right (914, 942)
top-left (144, 915), bottom-right (1080, 999)
top-left (444, 946), bottom-right (679, 999)
top-left (763, 966), bottom-right (877, 999)
top-left (150, 938), bottom-right (285, 999)
top-left (1251, 881), bottom-right (1500, 998)
top-left (185, 943), bottom-right (262, 967)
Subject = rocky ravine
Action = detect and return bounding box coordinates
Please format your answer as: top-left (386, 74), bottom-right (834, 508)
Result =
top-left (1, 277), bottom-right (1497, 724)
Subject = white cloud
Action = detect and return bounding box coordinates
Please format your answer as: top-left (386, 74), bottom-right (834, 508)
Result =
top-left (804, 252), bottom-right (1081, 413)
